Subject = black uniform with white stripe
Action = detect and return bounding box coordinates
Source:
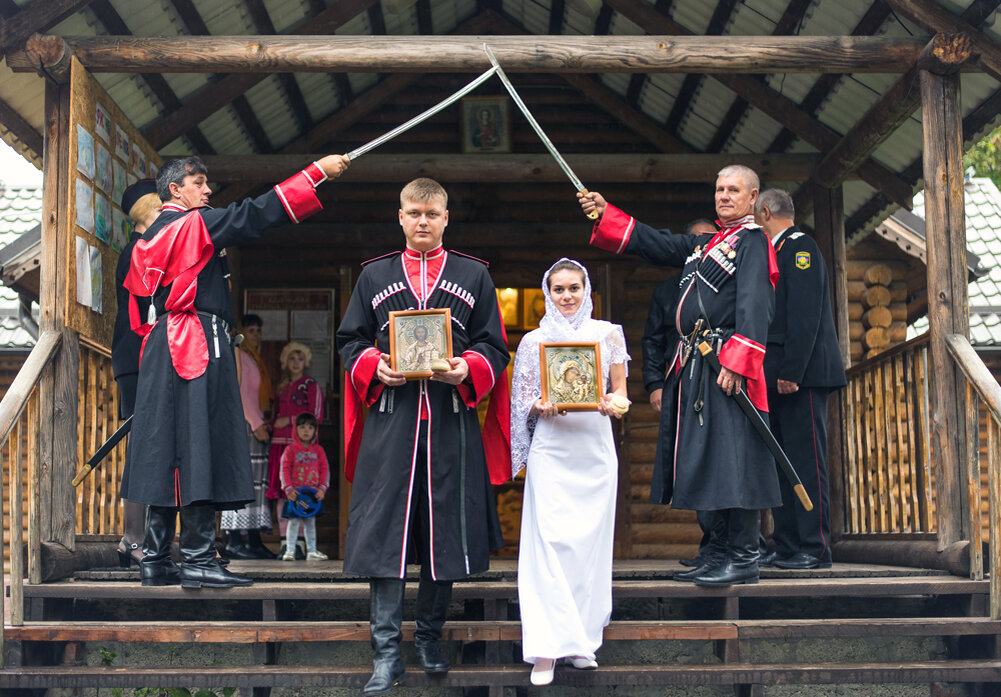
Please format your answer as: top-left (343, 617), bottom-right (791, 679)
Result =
top-left (337, 251), bottom-right (508, 581)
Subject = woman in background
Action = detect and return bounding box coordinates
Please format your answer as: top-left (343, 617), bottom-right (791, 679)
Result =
top-left (112, 180), bottom-right (160, 566)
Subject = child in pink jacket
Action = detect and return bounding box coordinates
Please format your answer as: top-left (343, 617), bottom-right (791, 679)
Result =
top-left (279, 412), bottom-right (329, 561)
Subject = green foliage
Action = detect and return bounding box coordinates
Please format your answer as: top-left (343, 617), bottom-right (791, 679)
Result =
top-left (99, 648), bottom-right (118, 667)
top-left (964, 125), bottom-right (1001, 190)
top-left (94, 649), bottom-right (236, 697)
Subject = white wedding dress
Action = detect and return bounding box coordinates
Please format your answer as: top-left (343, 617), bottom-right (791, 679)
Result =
top-left (511, 259), bottom-right (629, 664)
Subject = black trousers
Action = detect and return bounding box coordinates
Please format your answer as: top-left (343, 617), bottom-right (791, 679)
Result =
top-left (768, 386), bottom-right (832, 563)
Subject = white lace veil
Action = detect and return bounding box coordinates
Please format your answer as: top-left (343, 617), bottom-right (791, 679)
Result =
top-left (510, 258), bottom-right (630, 475)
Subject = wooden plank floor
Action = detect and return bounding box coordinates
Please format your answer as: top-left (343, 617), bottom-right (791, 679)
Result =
top-left (22, 575), bottom-right (988, 601)
top-left (74, 558), bottom-right (950, 582)
top-left (7, 617), bottom-right (1001, 643)
top-left (2, 661), bottom-right (1000, 689)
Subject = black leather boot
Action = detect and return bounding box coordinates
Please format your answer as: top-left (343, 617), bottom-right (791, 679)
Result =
top-left (675, 510), bottom-right (726, 582)
top-left (364, 578), bottom-right (406, 696)
top-left (694, 509), bottom-right (760, 587)
top-left (178, 504), bottom-right (253, 588)
top-left (245, 529), bottom-right (277, 559)
top-left (414, 571), bottom-right (452, 674)
top-left (222, 530), bottom-right (254, 559)
top-left (140, 506), bottom-right (180, 586)
top-left (118, 500), bottom-right (147, 567)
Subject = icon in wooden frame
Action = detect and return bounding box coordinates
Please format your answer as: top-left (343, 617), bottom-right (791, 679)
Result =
top-left (539, 341), bottom-right (603, 411)
top-left (389, 308), bottom-right (453, 380)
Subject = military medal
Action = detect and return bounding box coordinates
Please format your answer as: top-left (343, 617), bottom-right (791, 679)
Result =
top-left (727, 250), bottom-right (736, 259)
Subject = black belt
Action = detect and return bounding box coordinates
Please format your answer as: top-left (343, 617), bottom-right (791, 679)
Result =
top-left (156, 310), bottom-right (230, 333)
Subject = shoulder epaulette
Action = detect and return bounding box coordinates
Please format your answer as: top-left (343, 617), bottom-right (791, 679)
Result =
top-left (789, 232), bottom-right (805, 240)
top-left (361, 251), bottom-right (401, 267)
top-left (449, 250), bottom-right (490, 267)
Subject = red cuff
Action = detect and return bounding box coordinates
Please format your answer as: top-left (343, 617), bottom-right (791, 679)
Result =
top-left (590, 203), bottom-right (635, 255)
top-left (274, 163), bottom-right (326, 223)
top-left (719, 334), bottom-right (766, 379)
top-left (456, 351), bottom-right (496, 408)
top-left (350, 347), bottom-right (385, 407)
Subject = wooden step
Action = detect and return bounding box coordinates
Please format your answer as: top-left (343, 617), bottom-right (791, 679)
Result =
top-left (20, 575), bottom-right (988, 601)
top-left (6, 617), bottom-right (1000, 644)
top-left (2, 619), bottom-right (736, 643)
top-left (2, 660), bottom-right (1000, 689)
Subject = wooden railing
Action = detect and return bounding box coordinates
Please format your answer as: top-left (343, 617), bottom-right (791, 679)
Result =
top-left (75, 341), bottom-right (125, 537)
top-left (842, 334), bottom-right (935, 535)
top-left (944, 334), bottom-right (1001, 619)
top-left (0, 330), bottom-right (62, 659)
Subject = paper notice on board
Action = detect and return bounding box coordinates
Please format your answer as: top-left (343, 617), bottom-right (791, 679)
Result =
top-left (291, 310), bottom-right (330, 340)
top-left (90, 245), bottom-right (102, 314)
top-left (75, 178), bottom-right (95, 234)
top-left (251, 309), bottom-right (289, 341)
top-left (76, 125), bottom-right (95, 180)
top-left (75, 237), bottom-right (91, 308)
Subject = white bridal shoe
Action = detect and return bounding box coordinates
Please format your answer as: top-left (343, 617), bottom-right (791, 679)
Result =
top-left (530, 658), bottom-right (556, 685)
top-left (568, 656), bottom-right (598, 670)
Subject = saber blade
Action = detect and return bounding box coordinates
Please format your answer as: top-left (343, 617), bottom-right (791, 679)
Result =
top-left (346, 66), bottom-right (498, 161)
top-left (483, 43), bottom-right (598, 220)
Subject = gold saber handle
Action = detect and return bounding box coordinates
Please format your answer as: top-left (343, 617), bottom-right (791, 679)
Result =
top-left (794, 483), bottom-right (814, 512)
top-left (71, 464), bottom-right (94, 488)
top-left (581, 189), bottom-right (599, 220)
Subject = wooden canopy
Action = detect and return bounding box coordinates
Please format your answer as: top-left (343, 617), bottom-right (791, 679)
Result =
top-left (0, 0), bottom-right (998, 569)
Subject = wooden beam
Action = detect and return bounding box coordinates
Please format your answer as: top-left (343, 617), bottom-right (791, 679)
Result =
top-left (920, 67), bottom-right (970, 549)
top-left (768, 2), bottom-right (893, 154)
top-left (705, 0), bottom-right (815, 153)
top-left (0, 95), bottom-right (44, 163)
top-left (593, 3), bottom-right (614, 34)
top-left (38, 79), bottom-right (78, 552)
top-left (561, 74), bottom-right (692, 153)
top-left (886, 0), bottom-right (1001, 81)
top-left (242, 0), bottom-right (314, 133)
top-left (86, 0), bottom-right (216, 154)
top-left (812, 34), bottom-right (971, 192)
top-left (137, 0), bottom-right (377, 150)
top-left (607, 0), bottom-right (915, 210)
top-left (8, 34), bottom-right (929, 74)
top-left (665, 0), bottom-right (739, 135)
top-left (167, 0), bottom-right (272, 153)
top-left (0, 0), bottom-right (92, 53)
top-left (472, 11), bottom-right (693, 154)
top-left (208, 11), bottom-right (504, 207)
top-left (190, 152), bottom-right (827, 184)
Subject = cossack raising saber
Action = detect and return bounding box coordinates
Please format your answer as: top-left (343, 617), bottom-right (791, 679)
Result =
top-left (482, 43), bottom-right (599, 220)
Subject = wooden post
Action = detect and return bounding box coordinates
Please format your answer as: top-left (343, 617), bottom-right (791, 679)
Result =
top-left (920, 68), bottom-right (969, 549)
top-left (39, 76), bottom-right (79, 553)
top-left (813, 184), bottom-right (849, 541)
top-left (604, 262), bottom-right (633, 559)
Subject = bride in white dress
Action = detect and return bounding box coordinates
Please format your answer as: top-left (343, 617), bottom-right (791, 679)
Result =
top-left (510, 258), bottom-right (630, 686)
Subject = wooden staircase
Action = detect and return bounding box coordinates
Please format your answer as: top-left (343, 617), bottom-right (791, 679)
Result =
top-left (2, 561), bottom-right (1000, 694)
